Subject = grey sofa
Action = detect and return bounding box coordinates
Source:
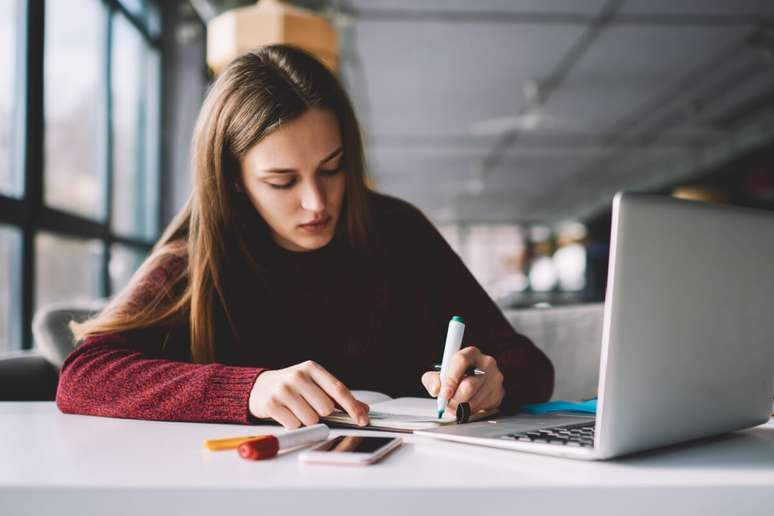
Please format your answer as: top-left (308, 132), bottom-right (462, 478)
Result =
top-left (504, 303), bottom-right (603, 401)
top-left (0, 301), bottom-right (104, 401)
top-left (0, 302), bottom-right (605, 402)
top-left (0, 351), bottom-right (59, 400)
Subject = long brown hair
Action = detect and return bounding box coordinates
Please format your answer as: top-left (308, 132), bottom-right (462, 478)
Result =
top-left (72, 45), bottom-right (375, 363)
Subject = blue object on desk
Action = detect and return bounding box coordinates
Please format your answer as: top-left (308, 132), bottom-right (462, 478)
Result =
top-left (520, 398), bottom-right (597, 415)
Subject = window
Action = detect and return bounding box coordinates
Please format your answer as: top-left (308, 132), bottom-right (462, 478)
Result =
top-left (0, 225), bottom-right (22, 351)
top-left (117, 0), bottom-right (161, 37)
top-left (109, 243), bottom-right (146, 293)
top-left (0, 0), bottom-right (164, 352)
top-left (119, 0), bottom-right (146, 21)
top-left (0, 2), bottom-right (20, 197)
top-left (44, 0), bottom-right (105, 219)
top-left (35, 232), bottom-right (103, 312)
top-left (112, 12), bottom-right (160, 240)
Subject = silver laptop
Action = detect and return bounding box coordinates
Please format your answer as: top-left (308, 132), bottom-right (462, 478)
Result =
top-left (416, 192), bottom-right (774, 460)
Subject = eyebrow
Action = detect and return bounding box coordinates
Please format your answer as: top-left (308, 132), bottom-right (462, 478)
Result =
top-left (260, 146), bottom-right (343, 175)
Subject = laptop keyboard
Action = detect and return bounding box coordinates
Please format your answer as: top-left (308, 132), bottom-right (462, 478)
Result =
top-left (501, 422), bottom-right (596, 447)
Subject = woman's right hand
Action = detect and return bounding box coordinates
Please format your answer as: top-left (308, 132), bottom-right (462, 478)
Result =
top-left (248, 360), bottom-right (369, 429)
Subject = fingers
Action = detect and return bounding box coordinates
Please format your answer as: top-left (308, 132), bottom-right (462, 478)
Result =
top-left (430, 348), bottom-right (505, 415)
top-left (280, 384), bottom-right (323, 427)
top-left (425, 370), bottom-right (484, 405)
top-left (254, 361), bottom-right (368, 428)
top-left (306, 361), bottom-right (369, 426)
top-left (439, 346), bottom-right (483, 401)
top-left (444, 381), bottom-right (503, 417)
top-left (448, 375), bottom-right (483, 405)
top-left (476, 353), bottom-right (499, 374)
top-left (294, 373), bottom-right (337, 418)
top-left (426, 351), bottom-right (485, 404)
top-left (467, 381), bottom-right (502, 413)
top-left (422, 371), bottom-right (441, 397)
top-left (465, 356), bottom-right (504, 412)
top-left (265, 399), bottom-right (302, 429)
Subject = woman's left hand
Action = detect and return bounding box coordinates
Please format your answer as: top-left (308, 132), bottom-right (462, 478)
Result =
top-left (421, 346), bottom-right (505, 416)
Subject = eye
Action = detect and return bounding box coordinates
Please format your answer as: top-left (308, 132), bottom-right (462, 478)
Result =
top-left (267, 178), bottom-right (296, 190)
top-left (320, 164), bottom-right (344, 177)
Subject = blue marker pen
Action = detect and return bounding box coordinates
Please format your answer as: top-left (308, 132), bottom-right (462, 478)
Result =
top-left (436, 315), bottom-right (466, 418)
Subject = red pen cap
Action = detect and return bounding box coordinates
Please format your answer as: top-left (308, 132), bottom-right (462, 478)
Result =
top-left (237, 435), bottom-right (280, 460)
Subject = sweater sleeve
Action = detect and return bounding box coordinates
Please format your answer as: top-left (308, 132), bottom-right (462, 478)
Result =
top-left (408, 207), bottom-right (555, 412)
top-left (55, 252), bottom-right (265, 424)
top-left (56, 333), bottom-right (263, 424)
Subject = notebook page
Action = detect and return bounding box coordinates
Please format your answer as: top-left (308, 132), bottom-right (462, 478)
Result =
top-left (351, 390), bottom-right (393, 405)
top-left (368, 397), bottom-right (455, 423)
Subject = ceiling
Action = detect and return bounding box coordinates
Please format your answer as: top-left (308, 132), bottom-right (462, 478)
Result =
top-left (199, 0), bottom-right (774, 225)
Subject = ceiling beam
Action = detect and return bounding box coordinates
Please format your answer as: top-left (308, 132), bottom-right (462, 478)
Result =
top-left (478, 0), bottom-right (623, 177)
top-left (334, 5), bottom-right (771, 27)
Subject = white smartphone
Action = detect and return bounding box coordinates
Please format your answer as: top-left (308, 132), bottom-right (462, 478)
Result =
top-left (298, 435), bottom-right (402, 465)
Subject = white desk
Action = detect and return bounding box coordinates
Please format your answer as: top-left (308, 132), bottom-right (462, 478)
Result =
top-left (2, 403), bottom-right (773, 516)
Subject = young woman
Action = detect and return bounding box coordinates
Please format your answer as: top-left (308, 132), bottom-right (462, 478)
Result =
top-left (57, 45), bottom-right (554, 429)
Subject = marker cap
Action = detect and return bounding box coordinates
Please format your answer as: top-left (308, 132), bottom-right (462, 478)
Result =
top-left (237, 435), bottom-right (280, 460)
top-left (452, 315), bottom-right (465, 324)
top-left (456, 402), bottom-right (472, 424)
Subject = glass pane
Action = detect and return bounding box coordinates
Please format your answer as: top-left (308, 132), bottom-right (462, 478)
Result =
top-left (44, 0), bottom-right (105, 219)
top-left (0, 1), bottom-right (20, 197)
top-left (117, 0), bottom-right (160, 37)
top-left (119, 0), bottom-right (145, 20)
top-left (112, 13), bottom-right (159, 240)
top-left (109, 243), bottom-right (147, 294)
top-left (146, 2), bottom-right (161, 37)
top-left (35, 232), bottom-right (103, 312)
top-left (0, 225), bottom-right (22, 352)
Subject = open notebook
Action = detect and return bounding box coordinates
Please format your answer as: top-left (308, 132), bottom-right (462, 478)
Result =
top-left (322, 391), bottom-right (498, 432)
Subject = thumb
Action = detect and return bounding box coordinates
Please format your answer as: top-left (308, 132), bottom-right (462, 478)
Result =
top-left (439, 374), bottom-right (461, 401)
top-left (421, 371), bottom-right (441, 397)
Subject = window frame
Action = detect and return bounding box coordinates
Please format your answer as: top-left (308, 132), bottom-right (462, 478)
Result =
top-left (0, 0), bottom-right (165, 351)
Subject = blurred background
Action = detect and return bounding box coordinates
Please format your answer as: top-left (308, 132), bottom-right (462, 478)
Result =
top-left (1, 0), bottom-right (773, 353)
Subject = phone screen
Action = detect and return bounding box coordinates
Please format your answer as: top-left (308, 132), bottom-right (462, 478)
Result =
top-left (314, 436), bottom-right (396, 454)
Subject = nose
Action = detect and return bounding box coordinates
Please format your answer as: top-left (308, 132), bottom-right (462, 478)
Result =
top-left (300, 179), bottom-right (326, 214)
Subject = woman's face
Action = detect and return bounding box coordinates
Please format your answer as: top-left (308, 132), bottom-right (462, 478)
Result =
top-left (240, 108), bottom-right (346, 252)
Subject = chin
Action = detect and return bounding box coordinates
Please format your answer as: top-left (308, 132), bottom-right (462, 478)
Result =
top-left (288, 233), bottom-right (334, 252)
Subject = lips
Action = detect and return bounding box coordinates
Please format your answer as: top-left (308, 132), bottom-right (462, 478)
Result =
top-left (299, 217), bottom-right (331, 231)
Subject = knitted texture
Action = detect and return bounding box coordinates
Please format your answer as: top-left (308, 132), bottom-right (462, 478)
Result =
top-left (57, 193), bottom-right (554, 424)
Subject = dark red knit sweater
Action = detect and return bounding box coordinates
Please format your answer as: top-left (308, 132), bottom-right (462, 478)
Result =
top-left (56, 193), bottom-right (554, 424)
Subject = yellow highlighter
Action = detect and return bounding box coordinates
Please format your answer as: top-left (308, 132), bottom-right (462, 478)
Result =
top-left (204, 435), bottom-right (268, 451)
top-left (204, 424), bottom-right (330, 453)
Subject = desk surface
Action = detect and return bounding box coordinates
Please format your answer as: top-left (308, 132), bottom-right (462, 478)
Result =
top-left (2, 402), bottom-right (773, 515)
